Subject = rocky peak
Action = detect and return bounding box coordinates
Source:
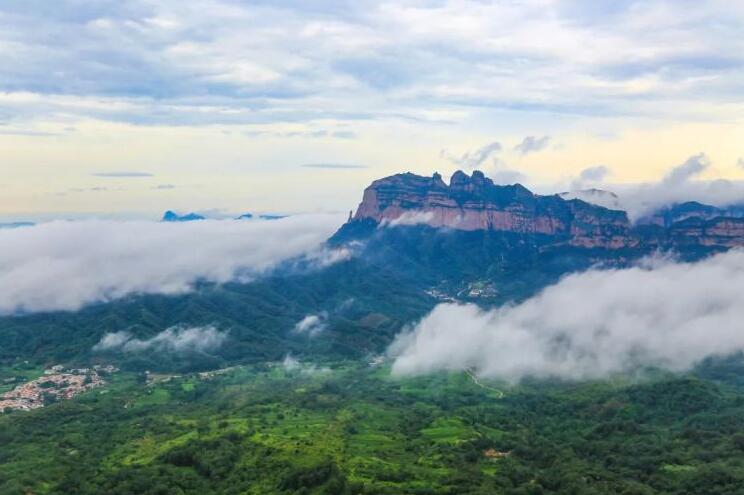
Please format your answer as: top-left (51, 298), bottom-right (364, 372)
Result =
top-left (341, 170), bottom-right (744, 251)
top-left (350, 170), bottom-right (631, 248)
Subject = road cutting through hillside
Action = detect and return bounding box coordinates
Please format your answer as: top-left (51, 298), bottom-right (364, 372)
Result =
top-left (465, 368), bottom-right (505, 398)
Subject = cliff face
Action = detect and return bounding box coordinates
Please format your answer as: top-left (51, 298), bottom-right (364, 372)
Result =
top-left (347, 171), bottom-right (744, 250)
top-left (353, 171), bottom-right (635, 248)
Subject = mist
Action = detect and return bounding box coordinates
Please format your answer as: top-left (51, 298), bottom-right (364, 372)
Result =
top-left (0, 214), bottom-right (345, 315)
top-left (390, 250), bottom-right (744, 382)
top-left (94, 325), bottom-right (228, 354)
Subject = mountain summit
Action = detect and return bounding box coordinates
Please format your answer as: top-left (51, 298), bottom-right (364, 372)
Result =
top-left (339, 170), bottom-right (744, 251)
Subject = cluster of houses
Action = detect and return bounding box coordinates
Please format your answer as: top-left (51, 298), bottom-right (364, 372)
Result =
top-left (0, 364), bottom-right (116, 413)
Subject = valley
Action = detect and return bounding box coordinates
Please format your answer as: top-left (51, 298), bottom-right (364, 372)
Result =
top-left (4, 171), bottom-right (744, 494)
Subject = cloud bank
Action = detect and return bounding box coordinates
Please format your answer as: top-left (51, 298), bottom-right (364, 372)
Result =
top-left (390, 250), bottom-right (744, 382)
top-left (0, 214), bottom-right (345, 315)
top-left (94, 325), bottom-right (227, 354)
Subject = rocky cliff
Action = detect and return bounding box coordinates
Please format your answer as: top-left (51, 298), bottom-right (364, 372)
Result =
top-left (345, 170), bottom-right (744, 250)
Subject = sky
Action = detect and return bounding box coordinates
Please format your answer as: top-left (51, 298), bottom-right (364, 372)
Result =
top-left (2, 0), bottom-right (744, 220)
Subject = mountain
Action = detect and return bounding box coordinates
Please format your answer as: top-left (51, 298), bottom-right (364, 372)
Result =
top-left (0, 222), bottom-right (34, 229)
top-left (637, 201), bottom-right (744, 227)
top-left (335, 170), bottom-right (744, 251)
top-left (161, 210), bottom-right (206, 222)
top-left (5, 170), bottom-right (744, 372)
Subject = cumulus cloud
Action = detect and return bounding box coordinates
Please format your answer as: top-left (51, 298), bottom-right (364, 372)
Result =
top-left (662, 153), bottom-right (709, 185)
top-left (441, 141), bottom-right (502, 169)
top-left (390, 250), bottom-right (744, 382)
top-left (0, 214), bottom-right (346, 315)
top-left (94, 325), bottom-right (227, 354)
top-left (293, 312), bottom-right (328, 337)
top-left (514, 136), bottom-right (551, 155)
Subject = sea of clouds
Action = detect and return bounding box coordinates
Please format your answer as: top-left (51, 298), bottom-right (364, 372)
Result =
top-left (0, 214), bottom-right (345, 315)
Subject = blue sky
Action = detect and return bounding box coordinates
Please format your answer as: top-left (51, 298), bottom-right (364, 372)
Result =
top-left (2, 0), bottom-right (744, 219)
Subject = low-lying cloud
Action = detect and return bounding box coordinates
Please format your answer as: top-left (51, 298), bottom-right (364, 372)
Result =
top-left (94, 325), bottom-right (227, 354)
top-left (390, 250), bottom-right (744, 382)
top-left (381, 211), bottom-right (435, 228)
top-left (293, 312), bottom-right (328, 337)
top-left (282, 355), bottom-right (331, 375)
top-left (0, 214), bottom-right (345, 315)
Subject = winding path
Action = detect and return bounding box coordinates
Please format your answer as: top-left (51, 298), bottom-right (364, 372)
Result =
top-left (464, 368), bottom-right (505, 398)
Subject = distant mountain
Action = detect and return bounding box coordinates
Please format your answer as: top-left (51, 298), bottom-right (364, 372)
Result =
top-left (161, 211), bottom-right (206, 222)
top-left (0, 222), bottom-right (34, 229)
top-left (334, 170), bottom-right (744, 251)
top-left (637, 201), bottom-right (744, 227)
top-left (162, 211), bottom-right (287, 221)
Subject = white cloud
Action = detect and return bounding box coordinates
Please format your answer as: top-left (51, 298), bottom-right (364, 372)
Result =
top-left (514, 136), bottom-right (551, 155)
top-left (3, 0), bottom-right (744, 129)
top-left (567, 165), bottom-right (612, 192)
top-left (390, 250), bottom-right (744, 382)
top-left (0, 214), bottom-right (345, 315)
top-left (293, 312), bottom-right (328, 336)
top-left (441, 141), bottom-right (502, 169)
top-left (557, 154), bottom-right (744, 219)
top-left (579, 165), bottom-right (610, 182)
top-left (94, 325), bottom-right (227, 353)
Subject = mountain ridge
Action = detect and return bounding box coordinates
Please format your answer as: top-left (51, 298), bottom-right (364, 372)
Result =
top-left (339, 170), bottom-right (744, 251)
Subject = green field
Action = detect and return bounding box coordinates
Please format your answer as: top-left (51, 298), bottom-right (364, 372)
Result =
top-left (3, 360), bottom-right (744, 494)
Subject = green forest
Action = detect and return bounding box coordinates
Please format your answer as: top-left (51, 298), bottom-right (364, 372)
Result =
top-left (4, 359), bottom-right (744, 494)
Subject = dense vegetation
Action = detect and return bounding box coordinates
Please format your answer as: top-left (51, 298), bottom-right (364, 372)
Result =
top-left (1, 226), bottom-right (737, 493)
top-left (4, 361), bottom-right (744, 494)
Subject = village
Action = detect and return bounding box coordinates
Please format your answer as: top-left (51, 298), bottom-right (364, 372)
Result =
top-left (0, 364), bottom-right (116, 413)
